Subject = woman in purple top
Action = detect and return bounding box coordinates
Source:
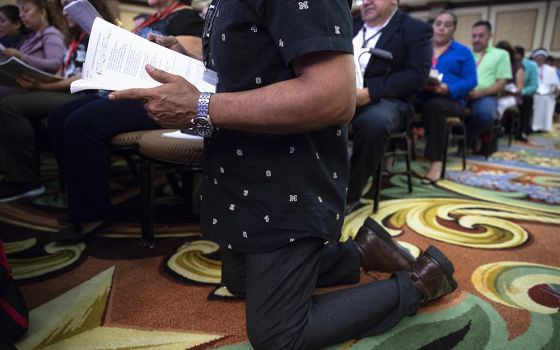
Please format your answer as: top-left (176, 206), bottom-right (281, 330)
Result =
top-left (0, 0), bottom-right (65, 96)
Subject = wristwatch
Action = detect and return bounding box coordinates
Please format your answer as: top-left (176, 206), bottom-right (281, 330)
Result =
top-left (191, 92), bottom-right (214, 137)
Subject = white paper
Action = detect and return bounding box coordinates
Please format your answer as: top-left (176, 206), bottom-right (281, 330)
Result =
top-left (504, 82), bottom-right (517, 93)
top-left (161, 130), bottom-right (203, 140)
top-left (429, 68), bottom-right (443, 82)
top-left (63, 0), bottom-right (102, 34)
top-left (70, 18), bottom-right (217, 93)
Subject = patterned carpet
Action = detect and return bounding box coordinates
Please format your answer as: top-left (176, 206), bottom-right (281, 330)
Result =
top-left (2, 127), bottom-right (559, 350)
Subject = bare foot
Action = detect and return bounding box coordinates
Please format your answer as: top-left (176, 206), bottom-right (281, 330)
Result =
top-left (424, 161), bottom-right (442, 181)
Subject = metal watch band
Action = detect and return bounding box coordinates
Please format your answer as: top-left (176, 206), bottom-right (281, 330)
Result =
top-left (196, 92), bottom-right (214, 117)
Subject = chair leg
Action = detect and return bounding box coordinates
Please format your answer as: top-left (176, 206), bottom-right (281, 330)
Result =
top-left (410, 131), bottom-right (416, 161)
top-left (508, 113), bottom-right (514, 147)
top-left (141, 157), bottom-right (155, 244)
top-left (441, 122), bottom-right (451, 180)
top-left (180, 171), bottom-right (195, 213)
top-left (404, 137), bottom-right (413, 193)
top-left (373, 161), bottom-right (383, 214)
top-left (461, 124), bottom-right (467, 171)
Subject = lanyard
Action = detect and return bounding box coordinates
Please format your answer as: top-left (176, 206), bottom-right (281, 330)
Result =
top-left (63, 32), bottom-right (86, 72)
top-left (361, 26), bottom-right (383, 48)
top-left (133, 2), bottom-right (184, 34)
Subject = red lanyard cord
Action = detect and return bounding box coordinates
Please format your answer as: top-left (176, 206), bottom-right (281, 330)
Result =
top-left (133, 2), bottom-right (184, 34)
top-left (63, 32), bottom-right (86, 72)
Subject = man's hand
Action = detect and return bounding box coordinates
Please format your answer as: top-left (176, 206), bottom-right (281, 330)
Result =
top-left (147, 33), bottom-right (188, 56)
top-left (2, 48), bottom-right (22, 59)
top-left (435, 83), bottom-right (449, 95)
top-left (469, 89), bottom-right (483, 100)
top-left (109, 64), bottom-right (200, 129)
top-left (356, 87), bottom-right (371, 107)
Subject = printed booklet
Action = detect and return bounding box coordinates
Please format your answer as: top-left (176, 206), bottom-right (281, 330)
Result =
top-left (70, 18), bottom-right (217, 94)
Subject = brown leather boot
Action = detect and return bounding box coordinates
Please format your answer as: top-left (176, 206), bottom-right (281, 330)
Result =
top-left (354, 218), bottom-right (416, 273)
top-left (411, 245), bottom-right (458, 304)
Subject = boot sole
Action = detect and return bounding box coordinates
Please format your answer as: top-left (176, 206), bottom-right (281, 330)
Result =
top-left (425, 245), bottom-right (458, 290)
top-left (364, 218), bottom-right (416, 265)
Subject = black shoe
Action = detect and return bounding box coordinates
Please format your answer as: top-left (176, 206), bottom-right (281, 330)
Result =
top-left (0, 182), bottom-right (45, 203)
top-left (411, 246), bottom-right (458, 304)
top-left (51, 219), bottom-right (111, 243)
top-left (354, 218), bottom-right (417, 273)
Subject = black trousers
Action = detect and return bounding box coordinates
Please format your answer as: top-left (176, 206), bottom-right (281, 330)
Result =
top-left (222, 238), bottom-right (419, 350)
top-left (347, 99), bottom-right (409, 204)
top-left (520, 95), bottom-right (533, 135)
top-left (419, 97), bottom-right (464, 162)
top-left (0, 92), bottom-right (82, 183)
top-left (48, 95), bottom-right (160, 223)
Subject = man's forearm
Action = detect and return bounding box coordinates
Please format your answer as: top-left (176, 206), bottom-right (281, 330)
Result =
top-left (209, 52), bottom-right (356, 134)
top-left (476, 79), bottom-right (508, 97)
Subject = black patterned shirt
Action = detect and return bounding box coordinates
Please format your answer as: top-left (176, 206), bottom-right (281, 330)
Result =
top-left (200, 0), bottom-right (354, 253)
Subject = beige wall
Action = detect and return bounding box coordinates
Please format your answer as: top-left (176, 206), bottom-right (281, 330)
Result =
top-left (2, 0), bottom-right (559, 56)
top-left (410, 1), bottom-right (560, 57)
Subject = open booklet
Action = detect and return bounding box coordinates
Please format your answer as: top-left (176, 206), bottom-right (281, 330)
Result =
top-left (63, 0), bottom-right (102, 34)
top-left (0, 56), bottom-right (62, 87)
top-left (70, 18), bottom-right (218, 94)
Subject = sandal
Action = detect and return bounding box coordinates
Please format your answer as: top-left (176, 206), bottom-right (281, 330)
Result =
top-left (420, 176), bottom-right (438, 185)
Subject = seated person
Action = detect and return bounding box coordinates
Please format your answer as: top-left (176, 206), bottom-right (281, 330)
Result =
top-left (414, 10), bottom-right (476, 183)
top-left (0, 0), bottom-right (66, 96)
top-left (495, 41), bottom-right (524, 119)
top-left (0, 5), bottom-right (25, 49)
top-left (0, 0), bottom-right (116, 202)
top-left (347, 0), bottom-right (431, 211)
top-left (48, 0), bottom-right (204, 241)
top-left (531, 48), bottom-right (560, 132)
top-left (467, 21), bottom-right (511, 152)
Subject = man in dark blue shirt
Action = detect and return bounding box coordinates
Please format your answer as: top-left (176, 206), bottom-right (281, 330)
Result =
top-left (112, 0), bottom-right (457, 348)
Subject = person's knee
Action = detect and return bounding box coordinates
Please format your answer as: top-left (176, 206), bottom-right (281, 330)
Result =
top-left (353, 114), bottom-right (394, 142)
top-left (474, 109), bottom-right (495, 127)
top-left (247, 321), bottom-right (299, 350)
top-left (63, 110), bottom-right (102, 139)
top-left (422, 98), bottom-right (446, 116)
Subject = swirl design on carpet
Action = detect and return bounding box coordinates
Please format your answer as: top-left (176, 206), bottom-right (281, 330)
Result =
top-left (7, 240), bottom-right (85, 280)
top-left (472, 262), bottom-right (560, 314)
top-left (166, 240), bottom-right (222, 284)
top-left (342, 198), bottom-right (560, 249)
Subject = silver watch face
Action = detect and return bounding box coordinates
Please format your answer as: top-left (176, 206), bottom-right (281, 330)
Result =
top-left (193, 116), bottom-right (213, 137)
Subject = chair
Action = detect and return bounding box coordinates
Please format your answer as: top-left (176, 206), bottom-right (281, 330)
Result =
top-left (110, 130), bottom-right (152, 178)
top-left (137, 130), bottom-right (203, 244)
top-left (486, 111), bottom-right (502, 159)
top-left (372, 129), bottom-right (413, 213)
top-left (504, 106), bottom-right (520, 147)
top-left (441, 116), bottom-right (467, 179)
